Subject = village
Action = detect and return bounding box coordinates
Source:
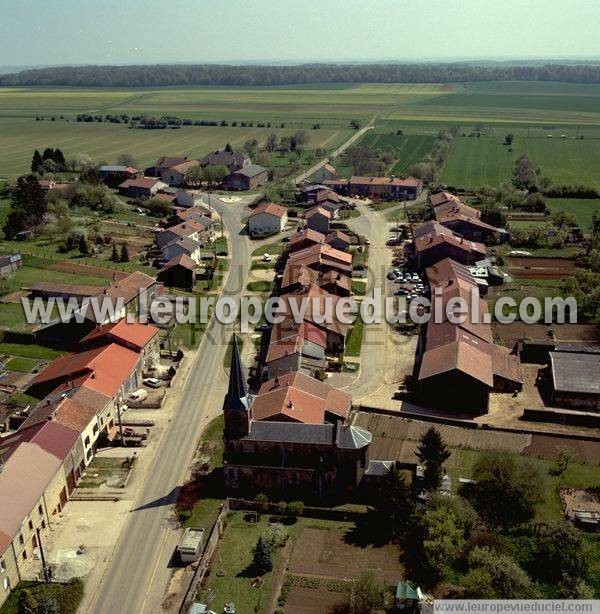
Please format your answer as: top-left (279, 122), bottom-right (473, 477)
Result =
top-left (0, 128), bottom-right (598, 614)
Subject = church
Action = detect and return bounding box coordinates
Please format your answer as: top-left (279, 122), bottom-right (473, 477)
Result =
top-left (221, 335), bottom-right (374, 499)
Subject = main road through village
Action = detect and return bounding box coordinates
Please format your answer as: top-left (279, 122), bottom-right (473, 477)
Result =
top-left (86, 199), bottom-right (253, 614)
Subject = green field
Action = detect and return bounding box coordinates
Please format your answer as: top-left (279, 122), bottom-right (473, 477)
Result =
top-left (354, 132), bottom-right (435, 175)
top-left (546, 198), bottom-right (600, 230)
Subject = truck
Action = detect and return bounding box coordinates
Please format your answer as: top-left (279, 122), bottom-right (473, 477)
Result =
top-left (177, 527), bottom-right (205, 563)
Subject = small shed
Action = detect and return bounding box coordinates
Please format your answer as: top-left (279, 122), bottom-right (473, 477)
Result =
top-left (395, 580), bottom-right (421, 611)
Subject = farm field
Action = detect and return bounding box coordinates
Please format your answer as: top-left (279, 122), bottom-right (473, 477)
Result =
top-left (0, 119), bottom-right (353, 177)
top-left (545, 198), bottom-right (600, 230)
top-left (354, 131), bottom-right (435, 175)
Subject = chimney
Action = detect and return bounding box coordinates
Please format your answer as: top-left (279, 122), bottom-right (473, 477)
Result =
top-left (274, 376), bottom-right (280, 387)
top-left (287, 400), bottom-right (294, 410)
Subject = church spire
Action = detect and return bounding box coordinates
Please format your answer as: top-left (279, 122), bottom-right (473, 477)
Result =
top-left (224, 333), bottom-right (248, 411)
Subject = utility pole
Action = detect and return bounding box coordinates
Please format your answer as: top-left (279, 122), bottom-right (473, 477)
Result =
top-left (116, 403), bottom-right (125, 446)
top-left (35, 528), bottom-right (50, 582)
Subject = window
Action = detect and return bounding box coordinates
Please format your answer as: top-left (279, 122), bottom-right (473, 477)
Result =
top-left (22, 551), bottom-right (27, 561)
top-left (0, 559), bottom-right (6, 572)
top-left (84, 436), bottom-right (90, 447)
top-left (28, 520), bottom-right (33, 531)
top-left (18, 535), bottom-right (23, 546)
top-left (38, 504), bottom-right (43, 516)
top-left (41, 520), bottom-right (46, 529)
top-left (93, 424), bottom-right (99, 434)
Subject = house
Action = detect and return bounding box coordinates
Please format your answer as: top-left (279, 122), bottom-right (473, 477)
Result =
top-left (326, 176), bottom-right (423, 200)
top-left (313, 163), bottom-right (338, 184)
top-left (222, 336), bottom-right (372, 497)
top-left (434, 201), bottom-right (505, 243)
top-left (20, 397), bottom-right (100, 467)
top-left (305, 206), bottom-right (332, 234)
top-left (289, 229), bottom-right (326, 252)
top-left (325, 230), bottom-right (352, 252)
top-left (265, 319), bottom-right (327, 378)
top-left (156, 220), bottom-right (207, 249)
top-left (223, 164), bottom-right (269, 191)
top-left (153, 156), bottom-right (189, 178)
top-left (415, 257), bottom-right (522, 411)
top-left (319, 270), bottom-right (351, 297)
top-left (287, 243), bottom-right (353, 276)
top-left (157, 254), bottom-right (197, 289)
top-left (413, 221), bottom-right (487, 268)
top-left (176, 190), bottom-right (204, 208)
top-left (161, 160), bottom-right (201, 187)
top-left (26, 342), bottom-right (144, 405)
top-left (99, 165), bottom-right (140, 188)
top-left (118, 177), bottom-right (167, 198)
top-left (248, 203), bottom-right (288, 237)
top-left (280, 263), bottom-right (319, 294)
top-left (162, 237), bottom-right (203, 265)
top-left (429, 190), bottom-right (461, 208)
top-left (0, 423), bottom-right (81, 607)
top-left (548, 349), bottom-right (600, 410)
top-left (164, 207), bottom-right (213, 233)
top-left (0, 253), bottom-right (22, 277)
top-left (199, 149), bottom-right (250, 173)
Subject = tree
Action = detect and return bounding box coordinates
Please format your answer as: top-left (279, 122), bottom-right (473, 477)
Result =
top-left (253, 535), bottom-right (273, 574)
top-left (17, 588), bottom-right (38, 614)
top-left (78, 234), bottom-right (90, 256)
top-left (117, 153), bottom-right (137, 167)
top-left (254, 493), bottom-right (269, 513)
top-left (110, 243), bottom-right (119, 262)
top-left (464, 451), bottom-right (545, 528)
top-left (146, 197), bottom-right (173, 218)
top-left (3, 174), bottom-right (47, 238)
top-left (277, 136), bottom-right (292, 158)
top-left (186, 165), bottom-right (204, 186)
top-left (290, 130), bottom-right (310, 152)
top-left (341, 145), bottom-right (380, 176)
top-left (243, 138), bottom-right (259, 157)
top-left (31, 149), bottom-right (44, 174)
top-left (343, 570), bottom-right (384, 614)
top-left (120, 243), bottom-right (130, 262)
top-left (36, 594), bottom-right (60, 614)
top-left (504, 133), bottom-right (514, 146)
top-left (203, 164), bottom-right (229, 187)
top-left (513, 154), bottom-right (538, 190)
top-left (415, 427), bottom-right (450, 490)
top-left (265, 133), bottom-right (279, 152)
top-left (349, 119), bottom-right (361, 130)
top-left (286, 501), bottom-right (304, 518)
top-left (462, 546), bottom-right (539, 599)
top-left (53, 148), bottom-right (66, 169)
top-left (370, 467), bottom-right (414, 539)
top-left (224, 142), bottom-right (233, 153)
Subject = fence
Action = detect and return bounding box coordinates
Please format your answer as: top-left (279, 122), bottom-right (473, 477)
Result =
top-left (178, 499), bottom-right (230, 614)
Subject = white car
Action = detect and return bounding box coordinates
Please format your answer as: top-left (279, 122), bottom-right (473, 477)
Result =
top-left (143, 377), bottom-right (162, 389)
top-left (412, 273), bottom-right (420, 281)
top-left (262, 253), bottom-right (272, 262)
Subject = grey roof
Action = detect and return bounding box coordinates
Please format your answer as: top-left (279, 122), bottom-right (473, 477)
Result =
top-left (99, 165), bottom-right (128, 172)
top-left (231, 164), bottom-right (267, 178)
top-left (244, 421), bottom-right (334, 445)
top-left (550, 351), bottom-right (600, 395)
top-left (0, 253), bottom-right (21, 268)
top-left (337, 425), bottom-right (372, 449)
top-left (164, 237), bottom-right (202, 252)
top-left (365, 460), bottom-right (394, 476)
top-left (224, 334), bottom-right (250, 412)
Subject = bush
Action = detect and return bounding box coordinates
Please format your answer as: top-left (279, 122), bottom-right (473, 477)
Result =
top-left (254, 493), bottom-right (269, 513)
top-left (286, 501), bottom-right (304, 518)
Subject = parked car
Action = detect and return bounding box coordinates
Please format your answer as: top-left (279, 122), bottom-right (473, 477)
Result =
top-left (143, 377), bottom-right (162, 389)
top-left (262, 253), bottom-right (272, 262)
top-left (387, 271), bottom-right (396, 280)
top-left (412, 273), bottom-right (420, 281)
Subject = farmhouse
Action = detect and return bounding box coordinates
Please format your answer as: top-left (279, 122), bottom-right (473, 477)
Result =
top-left (156, 220), bottom-right (207, 249)
top-left (247, 202), bottom-right (288, 237)
top-left (348, 176), bottom-right (423, 200)
top-left (429, 190), bottom-right (461, 208)
top-left (157, 254), bottom-right (197, 289)
top-left (548, 349), bottom-right (600, 410)
top-left (313, 163), bottom-right (338, 184)
top-left (176, 190), bottom-right (204, 208)
top-left (434, 201), bottom-right (505, 242)
top-left (199, 149), bottom-right (250, 173)
top-left (162, 236), bottom-right (203, 264)
top-left (99, 164), bottom-right (140, 187)
top-left (413, 221), bottom-right (487, 268)
top-left (289, 228), bottom-right (327, 252)
top-left (153, 155), bottom-right (189, 178)
top-left (161, 160), bottom-right (200, 186)
top-left (264, 325), bottom-right (327, 379)
top-left (305, 205), bottom-right (332, 234)
top-left (222, 164), bottom-right (268, 190)
top-left (118, 176), bottom-right (167, 198)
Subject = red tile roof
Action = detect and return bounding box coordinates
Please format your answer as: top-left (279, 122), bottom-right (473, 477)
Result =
top-left (305, 206), bottom-right (332, 219)
top-left (81, 319), bottom-right (159, 351)
top-left (158, 253), bottom-right (197, 273)
top-left (119, 177), bottom-right (163, 190)
top-left (289, 229), bottom-right (326, 251)
top-left (250, 202), bottom-right (288, 219)
top-left (20, 397), bottom-right (98, 433)
top-left (251, 371), bottom-right (351, 423)
top-left (0, 421), bottom-right (79, 462)
top-left (350, 175), bottom-right (423, 188)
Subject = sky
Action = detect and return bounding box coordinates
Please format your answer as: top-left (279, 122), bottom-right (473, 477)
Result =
top-left (1, 0), bottom-right (599, 67)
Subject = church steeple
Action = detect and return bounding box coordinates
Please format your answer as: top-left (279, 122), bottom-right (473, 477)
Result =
top-left (223, 334), bottom-right (251, 438)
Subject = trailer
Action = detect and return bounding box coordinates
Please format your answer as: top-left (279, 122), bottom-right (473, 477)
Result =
top-left (177, 527), bottom-right (205, 563)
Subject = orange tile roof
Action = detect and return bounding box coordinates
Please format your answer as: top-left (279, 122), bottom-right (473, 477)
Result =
top-left (81, 319), bottom-right (158, 351)
top-left (250, 202), bottom-right (287, 219)
top-left (350, 175), bottom-right (422, 188)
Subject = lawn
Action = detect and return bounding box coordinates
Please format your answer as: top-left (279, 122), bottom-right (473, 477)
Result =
top-left (4, 356), bottom-right (41, 372)
top-left (545, 198), bottom-right (600, 230)
top-left (246, 280), bottom-right (272, 293)
top-left (0, 342), bottom-right (64, 359)
top-left (251, 241), bottom-right (286, 257)
top-left (344, 316), bottom-right (364, 357)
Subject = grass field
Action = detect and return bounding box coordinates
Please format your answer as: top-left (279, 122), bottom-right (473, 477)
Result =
top-left (545, 198), bottom-right (600, 230)
top-left (354, 131), bottom-right (435, 175)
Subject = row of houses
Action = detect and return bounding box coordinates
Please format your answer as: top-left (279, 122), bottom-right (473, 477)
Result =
top-left (0, 318), bottom-right (160, 606)
top-left (412, 209), bottom-right (523, 410)
top-left (323, 175), bottom-right (423, 201)
top-left (222, 219), bottom-right (383, 497)
top-left (111, 149), bottom-right (268, 196)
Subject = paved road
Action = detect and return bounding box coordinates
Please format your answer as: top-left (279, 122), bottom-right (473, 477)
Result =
top-left (86, 200), bottom-right (253, 614)
top-left (292, 122), bottom-right (374, 185)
